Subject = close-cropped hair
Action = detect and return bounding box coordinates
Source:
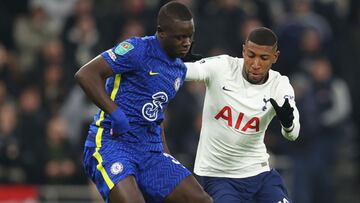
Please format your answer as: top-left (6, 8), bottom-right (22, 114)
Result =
top-left (157, 1), bottom-right (193, 28)
top-left (247, 27), bottom-right (278, 48)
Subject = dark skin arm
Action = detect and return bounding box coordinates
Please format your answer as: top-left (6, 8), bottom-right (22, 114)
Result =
top-left (74, 56), bottom-right (117, 114)
top-left (76, 55), bottom-right (172, 154)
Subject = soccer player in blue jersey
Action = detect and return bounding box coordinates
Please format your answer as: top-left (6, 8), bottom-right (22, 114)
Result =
top-left (75, 2), bottom-right (212, 203)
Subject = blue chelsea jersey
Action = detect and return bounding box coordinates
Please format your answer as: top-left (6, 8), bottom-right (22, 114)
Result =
top-left (87, 35), bottom-right (186, 146)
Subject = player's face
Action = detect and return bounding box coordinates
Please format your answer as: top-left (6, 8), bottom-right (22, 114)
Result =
top-left (242, 41), bottom-right (279, 84)
top-left (158, 19), bottom-right (194, 58)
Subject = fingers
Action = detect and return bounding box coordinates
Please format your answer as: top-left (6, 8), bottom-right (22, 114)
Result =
top-left (269, 98), bottom-right (280, 111)
top-left (282, 98), bottom-right (290, 108)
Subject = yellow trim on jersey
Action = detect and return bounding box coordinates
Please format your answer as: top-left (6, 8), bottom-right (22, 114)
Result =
top-left (92, 74), bottom-right (122, 189)
top-left (110, 74), bottom-right (121, 100)
top-left (93, 138), bottom-right (114, 189)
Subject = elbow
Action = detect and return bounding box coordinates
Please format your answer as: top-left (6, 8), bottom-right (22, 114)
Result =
top-left (74, 69), bottom-right (85, 84)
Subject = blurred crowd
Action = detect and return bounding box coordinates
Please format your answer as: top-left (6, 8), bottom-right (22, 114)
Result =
top-left (0, 0), bottom-right (359, 202)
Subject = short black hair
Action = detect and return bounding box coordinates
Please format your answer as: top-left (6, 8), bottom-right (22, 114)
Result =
top-left (247, 27), bottom-right (278, 48)
top-left (157, 1), bottom-right (193, 29)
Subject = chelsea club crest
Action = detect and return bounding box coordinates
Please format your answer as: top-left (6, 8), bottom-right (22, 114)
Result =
top-left (174, 77), bottom-right (181, 92)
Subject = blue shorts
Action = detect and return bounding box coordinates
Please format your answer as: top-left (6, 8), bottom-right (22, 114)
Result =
top-left (83, 139), bottom-right (191, 203)
top-left (201, 169), bottom-right (291, 203)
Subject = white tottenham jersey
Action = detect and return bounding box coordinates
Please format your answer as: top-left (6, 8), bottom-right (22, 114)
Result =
top-left (185, 55), bottom-right (300, 178)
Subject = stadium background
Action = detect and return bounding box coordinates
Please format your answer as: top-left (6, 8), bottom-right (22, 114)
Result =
top-left (0, 0), bottom-right (359, 202)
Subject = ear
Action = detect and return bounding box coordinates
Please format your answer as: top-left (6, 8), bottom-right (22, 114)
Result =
top-left (242, 44), bottom-right (246, 56)
top-left (273, 50), bottom-right (280, 63)
top-left (157, 26), bottom-right (165, 38)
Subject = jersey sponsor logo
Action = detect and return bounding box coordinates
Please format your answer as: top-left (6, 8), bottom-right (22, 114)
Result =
top-left (222, 86), bottom-right (233, 92)
top-left (106, 49), bottom-right (117, 61)
top-left (110, 162), bottom-right (123, 175)
top-left (149, 70), bottom-right (159, 76)
top-left (214, 106), bottom-right (260, 132)
top-left (262, 97), bottom-right (270, 111)
top-left (174, 77), bottom-right (181, 92)
top-left (142, 92), bottom-right (168, 121)
top-left (115, 41), bottom-right (134, 55)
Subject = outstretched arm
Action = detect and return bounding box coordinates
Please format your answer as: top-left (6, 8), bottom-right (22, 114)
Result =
top-left (74, 55), bottom-right (130, 135)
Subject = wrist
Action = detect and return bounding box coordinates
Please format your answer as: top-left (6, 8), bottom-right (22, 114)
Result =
top-left (282, 123), bottom-right (294, 133)
top-left (109, 107), bottom-right (130, 135)
top-left (110, 107), bottom-right (126, 122)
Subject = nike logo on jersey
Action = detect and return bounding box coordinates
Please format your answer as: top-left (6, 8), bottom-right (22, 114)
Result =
top-left (149, 71), bottom-right (159, 76)
top-left (222, 86), bottom-right (233, 92)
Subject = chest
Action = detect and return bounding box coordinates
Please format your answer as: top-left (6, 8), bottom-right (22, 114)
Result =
top-left (131, 59), bottom-right (185, 100)
top-left (205, 73), bottom-right (277, 134)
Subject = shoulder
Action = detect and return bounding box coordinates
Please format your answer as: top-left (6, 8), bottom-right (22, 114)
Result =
top-left (114, 36), bottom-right (148, 56)
top-left (201, 54), bottom-right (237, 66)
top-left (268, 69), bottom-right (291, 86)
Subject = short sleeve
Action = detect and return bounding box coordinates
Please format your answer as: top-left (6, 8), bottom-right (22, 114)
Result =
top-left (185, 55), bottom-right (229, 82)
top-left (101, 38), bottom-right (144, 74)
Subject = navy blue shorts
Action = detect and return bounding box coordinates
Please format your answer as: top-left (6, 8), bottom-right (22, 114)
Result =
top-left (201, 169), bottom-right (291, 203)
top-left (83, 139), bottom-right (191, 203)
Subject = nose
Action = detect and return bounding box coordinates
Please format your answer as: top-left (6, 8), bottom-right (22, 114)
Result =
top-left (183, 37), bottom-right (191, 47)
top-left (252, 58), bottom-right (261, 69)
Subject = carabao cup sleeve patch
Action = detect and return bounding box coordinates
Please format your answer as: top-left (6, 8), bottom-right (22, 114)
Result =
top-left (115, 41), bottom-right (134, 55)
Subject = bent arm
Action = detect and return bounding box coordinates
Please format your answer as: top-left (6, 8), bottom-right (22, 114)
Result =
top-left (74, 55), bottom-right (117, 114)
top-left (281, 105), bottom-right (300, 141)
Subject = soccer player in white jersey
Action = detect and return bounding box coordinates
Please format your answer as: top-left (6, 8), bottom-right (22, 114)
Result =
top-left (185, 27), bottom-right (300, 203)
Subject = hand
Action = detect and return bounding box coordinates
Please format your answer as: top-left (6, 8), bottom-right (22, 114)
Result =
top-left (182, 42), bottom-right (203, 62)
top-left (270, 98), bottom-right (294, 129)
top-left (109, 107), bottom-right (130, 136)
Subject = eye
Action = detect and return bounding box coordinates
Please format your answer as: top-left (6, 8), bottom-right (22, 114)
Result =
top-left (175, 36), bottom-right (183, 40)
top-left (261, 56), bottom-right (270, 60)
top-left (175, 35), bottom-right (193, 41)
top-left (248, 53), bottom-right (255, 58)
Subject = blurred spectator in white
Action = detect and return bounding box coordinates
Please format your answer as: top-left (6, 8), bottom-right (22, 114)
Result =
top-left (30, 0), bottom-right (78, 33)
top-left (13, 2), bottom-right (57, 73)
top-left (62, 0), bottom-right (94, 46)
top-left (64, 14), bottom-right (100, 67)
top-left (60, 85), bottom-right (98, 148)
